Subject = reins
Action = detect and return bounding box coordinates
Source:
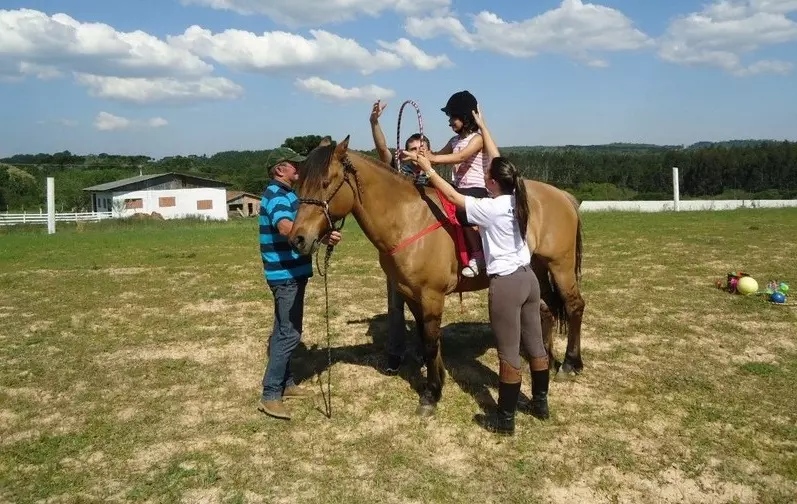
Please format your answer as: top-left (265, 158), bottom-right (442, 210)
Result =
top-left (297, 156), bottom-right (361, 419)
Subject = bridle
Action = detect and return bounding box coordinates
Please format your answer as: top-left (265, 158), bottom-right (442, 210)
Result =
top-left (297, 155), bottom-right (361, 239)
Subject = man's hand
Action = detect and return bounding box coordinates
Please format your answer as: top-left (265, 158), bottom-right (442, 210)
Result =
top-left (322, 230), bottom-right (342, 246)
top-left (370, 100), bottom-right (387, 125)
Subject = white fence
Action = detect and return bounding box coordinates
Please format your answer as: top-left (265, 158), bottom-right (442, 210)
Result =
top-left (579, 199), bottom-right (797, 213)
top-left (0, 211), bottom-right (114, 226)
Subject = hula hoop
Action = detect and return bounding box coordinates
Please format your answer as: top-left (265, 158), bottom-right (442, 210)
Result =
top-left (395, 100), bottom-right (423, 170)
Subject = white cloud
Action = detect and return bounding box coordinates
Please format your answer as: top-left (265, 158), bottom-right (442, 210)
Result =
top-left (0, 8), bottom-right (243, 104)
top-left (376, 38), bottom-right (453, 70)
top-left (658, 0), bottom-right (797, 75)
top-left (0, 8), bottom-right (211, 78)
top-left (178, 0), bottom-right (450, 26)
top-left (94, 112), bottom-right (132, 131)
top-left (76, 74), bottom-right (244, 104)
top-left (169, 26), bottom-right (404, 75)
top-left (147, 117), bottom-right (169, 128)
top-left (405, 0), bottom-right (652, 66)
top-left (94, 111), bottom-right (169, 131)
top-left (295, 77), bottom-right (394, 101)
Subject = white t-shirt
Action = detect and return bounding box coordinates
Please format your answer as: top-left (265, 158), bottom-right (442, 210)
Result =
top-left (464, 194), bottom-right (531, 276)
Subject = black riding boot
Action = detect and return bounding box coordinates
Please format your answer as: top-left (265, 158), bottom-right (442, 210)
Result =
top-left (475, 361), bottom-right (521, 435)
top-left (529, 369), bottom-right (550, 420)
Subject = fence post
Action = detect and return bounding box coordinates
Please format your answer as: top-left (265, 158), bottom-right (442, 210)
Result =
top-left (47, 178), bottom-right (56, 234)
top-left (672, 167), bottom-right (680, 212)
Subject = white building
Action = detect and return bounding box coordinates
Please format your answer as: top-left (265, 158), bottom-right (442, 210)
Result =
top-left (83, 172), bottom-right (230, 221)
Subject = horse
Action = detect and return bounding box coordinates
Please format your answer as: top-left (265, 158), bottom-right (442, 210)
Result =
top-left (288, 136), bottom-right (584, 416)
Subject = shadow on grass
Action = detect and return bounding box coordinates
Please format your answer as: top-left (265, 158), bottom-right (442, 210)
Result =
top-left (289, 313), bottom-right (527, 415)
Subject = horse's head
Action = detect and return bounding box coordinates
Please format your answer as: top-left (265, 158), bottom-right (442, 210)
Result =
top-left (289, 135), bottom-right (357, 255)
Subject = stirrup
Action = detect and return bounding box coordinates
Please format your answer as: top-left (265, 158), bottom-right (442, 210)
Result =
top-left (461, 258), bottom-right (481, 278)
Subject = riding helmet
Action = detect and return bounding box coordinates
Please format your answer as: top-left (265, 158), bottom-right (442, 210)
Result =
top-left (441, 90), bottom-right (478, 118)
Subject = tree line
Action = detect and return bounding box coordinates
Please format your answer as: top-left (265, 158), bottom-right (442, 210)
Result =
top-left (1, 136), bottom-right (795, 212)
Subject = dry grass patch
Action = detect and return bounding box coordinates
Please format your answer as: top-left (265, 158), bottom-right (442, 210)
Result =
top-left (0, 211), bottom-right (796, 503)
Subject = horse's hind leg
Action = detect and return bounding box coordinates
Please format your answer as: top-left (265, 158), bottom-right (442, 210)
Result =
top-left (540, 301), bottom-right (557, 372)
top-left (548, 260), bottom-right (585, 378)
top-left (531, 257), bottom-right (558, 372)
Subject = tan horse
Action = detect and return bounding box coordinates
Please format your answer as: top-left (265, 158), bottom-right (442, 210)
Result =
top-left (289, 136), bottom-right (584, 416)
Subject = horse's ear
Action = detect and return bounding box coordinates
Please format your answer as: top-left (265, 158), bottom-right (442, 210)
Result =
top-left (334, 135), bottom-right (350, 158)
top-left (318, 136), bottom-right (332, 147)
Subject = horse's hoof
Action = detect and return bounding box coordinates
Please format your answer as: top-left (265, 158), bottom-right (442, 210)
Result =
top-left (416, 403), bottom-right (436, 417)
top-left (554, 367), bottom-right (577, 382)
top-left (558, 357), bottom-right (583, 380)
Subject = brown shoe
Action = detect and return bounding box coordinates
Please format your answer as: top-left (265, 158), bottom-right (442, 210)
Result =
top-left (258, 399), bottom-right (291, 419)
top-left (283, 385), bottom-right (316, 400)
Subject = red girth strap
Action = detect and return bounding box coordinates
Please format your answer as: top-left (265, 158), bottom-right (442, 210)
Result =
top-left (387, 189), bottom-right (469, 266)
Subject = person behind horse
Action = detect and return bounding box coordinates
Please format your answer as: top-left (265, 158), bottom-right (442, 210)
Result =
top-left (369, 99), bottom-right (429, 374)
top-left (409, 90), bottom-right (488, 278)
top-left (408, 108), bottom-right (550, 435)
top-left (257, 147), bottom-right (342, 420)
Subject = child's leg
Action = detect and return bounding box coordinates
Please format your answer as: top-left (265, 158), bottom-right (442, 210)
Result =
top-left (464, 227), bottom-right (483, 260)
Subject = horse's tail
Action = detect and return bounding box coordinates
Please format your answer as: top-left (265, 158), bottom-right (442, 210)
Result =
top-left (546, 189), bottom-right (583, 336)
top-left (564, 190), bottom-right (583, 287)
top-left (546, 268), bottom-right (569, 336)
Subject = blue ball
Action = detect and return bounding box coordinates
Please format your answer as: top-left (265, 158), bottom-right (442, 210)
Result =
top-left (771, 292), bottom-right (786, 304)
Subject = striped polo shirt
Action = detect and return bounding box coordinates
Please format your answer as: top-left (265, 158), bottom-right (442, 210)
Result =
top-left (259, 179), bottom-right (312, 284)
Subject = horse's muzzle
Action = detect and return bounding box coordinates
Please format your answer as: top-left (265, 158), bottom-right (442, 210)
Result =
top-left (289, 234), bottom-right (316, 256)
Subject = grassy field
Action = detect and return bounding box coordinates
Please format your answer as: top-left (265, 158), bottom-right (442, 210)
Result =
top-left (1, 209), bottom-right (796, 504)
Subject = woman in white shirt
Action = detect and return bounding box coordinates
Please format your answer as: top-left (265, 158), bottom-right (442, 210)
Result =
top-left (408, 107), bottom-right (549, 435)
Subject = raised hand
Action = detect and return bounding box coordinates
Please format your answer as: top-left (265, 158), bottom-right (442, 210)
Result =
top-left (370, 100), bottom-right (387, 125)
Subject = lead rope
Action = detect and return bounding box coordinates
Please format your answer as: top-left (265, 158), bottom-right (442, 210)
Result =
top-left (315, 216), bottom-right (345, 419)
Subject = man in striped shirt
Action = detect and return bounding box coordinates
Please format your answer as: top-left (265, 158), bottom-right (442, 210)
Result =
top-left (258, 147), bottom-right (342, 420)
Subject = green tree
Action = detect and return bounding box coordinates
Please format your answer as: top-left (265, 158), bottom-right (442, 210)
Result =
top-left (281, 135), bottom-right (328, 155)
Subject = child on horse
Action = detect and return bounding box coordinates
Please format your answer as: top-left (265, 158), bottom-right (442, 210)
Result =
top-left (402, 90), bottom-right (488, 278)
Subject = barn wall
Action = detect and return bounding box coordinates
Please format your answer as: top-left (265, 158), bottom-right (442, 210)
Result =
top-left (111, 187), bottom-right (228, 220)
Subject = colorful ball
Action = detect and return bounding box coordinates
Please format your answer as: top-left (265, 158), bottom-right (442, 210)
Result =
top-left (771, 292), bottom-right (786, 304)
top-left (737, 276), bottom-right (758, 295)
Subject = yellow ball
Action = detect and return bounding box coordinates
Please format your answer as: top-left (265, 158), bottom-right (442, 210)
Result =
top-left (737, 276), bottom-right (758, 295)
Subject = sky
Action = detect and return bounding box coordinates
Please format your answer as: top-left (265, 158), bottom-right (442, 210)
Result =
top-left (1, 0), bottom-right (797, 158)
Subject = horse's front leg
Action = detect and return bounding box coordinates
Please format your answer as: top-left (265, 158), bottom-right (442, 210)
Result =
top-left (415, 293), bottom-right (445, 417)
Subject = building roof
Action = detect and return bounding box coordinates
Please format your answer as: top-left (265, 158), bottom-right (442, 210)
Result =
top-left (226, 190), bottom-right (261, 202)
top-left (83, 172), bottom-right (230, 192)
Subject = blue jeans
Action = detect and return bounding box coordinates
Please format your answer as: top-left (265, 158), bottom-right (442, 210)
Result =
top-left (262, 277), bottom-right (307, 401)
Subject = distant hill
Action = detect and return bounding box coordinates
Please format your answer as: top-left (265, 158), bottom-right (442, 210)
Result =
top-left (500, 143), bottom-right (683, 154)
top-left (685, 139), bottom-right (782, 150)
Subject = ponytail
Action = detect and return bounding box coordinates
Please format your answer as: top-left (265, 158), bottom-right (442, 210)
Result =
top-left (512, 171), bottom-right (530, 237)
top-left (488, 158), bottom-right (529, 237)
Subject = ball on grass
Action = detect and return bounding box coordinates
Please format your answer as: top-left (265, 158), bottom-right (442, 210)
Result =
top-left (737, 276), bottom-right (758, 295)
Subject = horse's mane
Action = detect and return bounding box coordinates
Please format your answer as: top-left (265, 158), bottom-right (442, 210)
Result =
top-left (298, 143), bottom-right (438, 202)
top-left (298, 143), bottom-right (336, 192)
top-left (347, 150), bottom-right (436, 196)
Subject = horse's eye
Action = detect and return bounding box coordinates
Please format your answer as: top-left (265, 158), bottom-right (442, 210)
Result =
top-left (322, 180), bottom-right (330, 189)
